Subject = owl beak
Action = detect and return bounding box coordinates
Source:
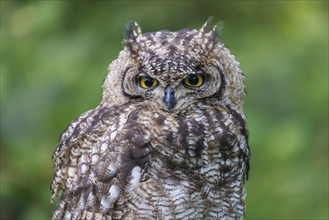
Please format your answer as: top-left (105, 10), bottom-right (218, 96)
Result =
top-left (164, 86), bottom-right (175, 111)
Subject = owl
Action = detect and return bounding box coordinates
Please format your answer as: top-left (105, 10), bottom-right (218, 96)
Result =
top-left (51, 18), bottom-right (250, 220)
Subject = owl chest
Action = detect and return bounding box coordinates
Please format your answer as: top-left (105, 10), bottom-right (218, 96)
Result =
top-left (122, 108), bottom-right (246, 218)
top-left (125, 156), bottom-right (245, 219)
top-left (146, 111), bottom-right (241, 176)
top-left (127, 176), bottom-right (204, 219)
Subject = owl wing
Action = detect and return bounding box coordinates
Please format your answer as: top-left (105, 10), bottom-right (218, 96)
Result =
top-left (51, 104), bottom-right (152, 219)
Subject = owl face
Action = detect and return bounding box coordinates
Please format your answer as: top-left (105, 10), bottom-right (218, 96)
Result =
top-left (121, 25), bottom-right (225, 113)
top-left (102, 19), bottom-right (245, 114)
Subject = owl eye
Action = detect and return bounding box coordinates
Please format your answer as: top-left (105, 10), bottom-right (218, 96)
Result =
top-left (138, 75), bottom-right (159, 89)
top-left (183, 74), bottom-right (204, 88)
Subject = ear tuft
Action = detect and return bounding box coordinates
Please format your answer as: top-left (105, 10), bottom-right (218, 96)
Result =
top-left (199, 17), bottom-right (224, 41)
top-left (124, 21), bottom-right (142, 54)
top-left (198, 17), bottom-right (222, 50)
top-left (199, 17), bottom-right (215, 35)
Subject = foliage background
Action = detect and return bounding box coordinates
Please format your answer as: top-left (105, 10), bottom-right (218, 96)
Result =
top-left (1, 1), bottom-right (328, 219)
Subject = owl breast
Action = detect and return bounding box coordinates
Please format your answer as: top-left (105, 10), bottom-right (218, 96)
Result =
top-left (119, 103), bottom-right (248, 219)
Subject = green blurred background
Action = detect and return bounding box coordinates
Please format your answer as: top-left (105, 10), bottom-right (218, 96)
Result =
top-left (1, 1), bottom-right (328, 219)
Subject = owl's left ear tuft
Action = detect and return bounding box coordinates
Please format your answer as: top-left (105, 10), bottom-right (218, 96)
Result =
top-left (124, 20), bottom-right (142, 54)
top-left (199, 17), bottom-right (223, 46)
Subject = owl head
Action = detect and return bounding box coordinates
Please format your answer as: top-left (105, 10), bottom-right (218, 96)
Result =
top-left (102, 18), bottom-right (245, 114)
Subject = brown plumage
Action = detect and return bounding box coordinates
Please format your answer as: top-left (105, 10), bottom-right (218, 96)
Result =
top-left (51, 18), bottom-right (250, 219)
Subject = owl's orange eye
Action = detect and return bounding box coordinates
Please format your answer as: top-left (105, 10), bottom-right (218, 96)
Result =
top-left (183, 74), bottom-right (204, 88)
top-left (139, 76), bottom-right (158, 89)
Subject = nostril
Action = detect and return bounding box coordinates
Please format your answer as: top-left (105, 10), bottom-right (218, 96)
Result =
top-left (164, 87), bottom-right (174, 95)
top-left (164, 86), bottom-right (174, 96)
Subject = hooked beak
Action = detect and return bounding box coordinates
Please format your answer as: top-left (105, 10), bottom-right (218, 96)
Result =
top-left (164, 86), bottom-right (175, 111)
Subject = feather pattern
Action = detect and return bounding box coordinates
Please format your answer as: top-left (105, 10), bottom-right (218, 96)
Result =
top-left (51, 19), bottom-right (250, 219)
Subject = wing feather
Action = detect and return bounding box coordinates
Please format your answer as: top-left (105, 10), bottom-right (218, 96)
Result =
top-left (51, 104), bottom-right (152, 219)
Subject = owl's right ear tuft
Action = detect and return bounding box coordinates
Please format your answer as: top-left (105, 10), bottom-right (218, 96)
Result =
top-left (124, 20), bottom-right (142, 54)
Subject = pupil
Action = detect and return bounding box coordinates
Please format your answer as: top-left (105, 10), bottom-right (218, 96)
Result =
top-left (189, 75), bottom-right (199, 85)
top-left (144, 77), bottom-right (154, 87)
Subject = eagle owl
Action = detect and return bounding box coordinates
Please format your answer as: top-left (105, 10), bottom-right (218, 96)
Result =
top-left (51, 18), bottom-right (250, 219)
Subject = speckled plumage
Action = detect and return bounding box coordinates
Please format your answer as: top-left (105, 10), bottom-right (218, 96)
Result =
top-left (51, 19), bottom-right (250, 219)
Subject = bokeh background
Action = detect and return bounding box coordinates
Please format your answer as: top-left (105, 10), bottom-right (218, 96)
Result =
top-left (1, 1), bottom-right (328, 219)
